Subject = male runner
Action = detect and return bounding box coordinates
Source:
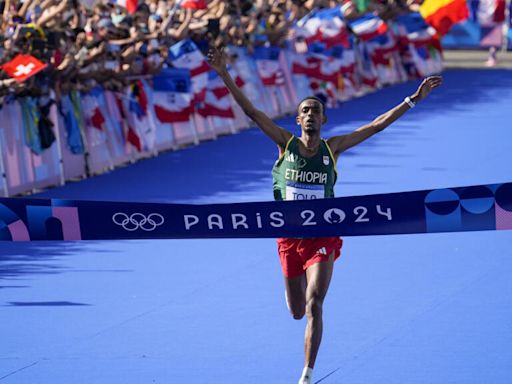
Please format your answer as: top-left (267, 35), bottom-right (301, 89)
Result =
top-left (207, 47), bottom-right (442, 384)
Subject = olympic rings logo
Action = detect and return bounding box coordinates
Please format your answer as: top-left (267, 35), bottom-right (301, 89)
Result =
top-left (112, 212), bottom-right (165, 232)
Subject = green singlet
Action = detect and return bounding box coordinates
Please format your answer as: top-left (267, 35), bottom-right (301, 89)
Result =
top-left (272, 136), bottom-right (338, 201)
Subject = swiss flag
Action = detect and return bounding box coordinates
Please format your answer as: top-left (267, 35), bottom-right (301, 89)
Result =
top-left (1, 54), bottom-right (47, 82)
top-left (181, 0), bottom-right (207, 9)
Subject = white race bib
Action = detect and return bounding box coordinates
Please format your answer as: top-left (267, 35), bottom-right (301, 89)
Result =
top-left (286, 182), bottom-right (324, 200)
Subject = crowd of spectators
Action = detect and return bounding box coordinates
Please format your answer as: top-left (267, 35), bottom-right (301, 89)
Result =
top-left (0, 0), bottom-right (423, 100)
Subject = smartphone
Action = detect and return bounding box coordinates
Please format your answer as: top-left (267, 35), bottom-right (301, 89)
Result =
top-left (207, 18), bottom-right (220, 39)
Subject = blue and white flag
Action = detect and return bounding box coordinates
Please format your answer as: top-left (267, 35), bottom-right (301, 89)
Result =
top-left (153, 68), bottom-right (193, 123)
top-left (295, 6), bottom-right (349, 48)
top-left (252, 46), bottom-right (284, 86)
top-left (347, 14), bottom-right (388, 41)
top-left (168, 39), bottom-right (209, 102)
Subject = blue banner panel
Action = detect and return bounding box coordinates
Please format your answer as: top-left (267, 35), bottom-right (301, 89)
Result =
top-left (0, 183), bottom-right (511, 241)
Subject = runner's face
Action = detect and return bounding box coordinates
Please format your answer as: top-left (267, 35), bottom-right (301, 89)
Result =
top-left (297, 100), bottom-right (324, 134)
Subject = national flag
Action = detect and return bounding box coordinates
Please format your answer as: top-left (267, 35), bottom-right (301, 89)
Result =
top-left (59, 94), bottom-right (85, 154)
top-left (470, 0), bottom-right (506, 25)
top-left (347, 14), bottom-right (388, 41)
top-left (442, 0), bottom-right (506, 48)
top-left (128, 80), bottom-right (148, 120)
top-left (83, 87), bottom-right (107, 132)
top-left (327, 43), bottom-right (356, 74)
top-left (196, 70), bottom-right (236, 118)
top-left (126, 128), bottom-right (142, 151)
top-left (395, 12), bottom-right (438, 46)
top-left (197, 92), bottom-right (235, 119)
top-left (305, 44), bottom-right (347, 83)
top-left (369, 32), bottom-right (397, 55)
top-left (90, 107), bottom-right (105, 130)
top-left (296, 9), bottom-right (323, 43)
top-left (1, 54), bottom-right (47, 82)
top-left (135, 79), bottom-right (158, 151)
top-left (295, 6), bottom-right (350, 48)
top-left (19, 96), bottom-right (43, 154)
top-left (115, 94), bottom-right (142, 152)
top-left (310, 80), bottom-right (338, 108)
top-left (291, 54), bottom-right (320, 77)
top-left (168, 39), bottom-right (209, 102)
top-left (293, 43), bottom-right (354, 91)
top-left (420, 0), bottom-right (469, 35)
top-left (114, 0), bottom-right (138, 14)
top-left (207, 68), bottom-right (244, 99)
top-left (180, 0), bottom-right (207, 9)
top-left (153, 68), bottom-right (193, 123)
top-left (135, 80), bottom-right (148, 114)
top-left (359, 45), bottom-right (379, 88)
top-left (252, 46), bottom-right (283, 86)
top-left (120, 79), bottom-right (157, 152)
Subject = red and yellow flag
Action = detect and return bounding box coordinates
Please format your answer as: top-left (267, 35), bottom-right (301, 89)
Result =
top-left (420, 0), bottom-right (469, 35)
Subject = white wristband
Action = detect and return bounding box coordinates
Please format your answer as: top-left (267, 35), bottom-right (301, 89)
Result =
top-left (404, 96), bottom-right (416, 108)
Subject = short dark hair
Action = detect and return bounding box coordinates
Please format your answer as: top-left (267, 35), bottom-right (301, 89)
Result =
top-left (297, 96), bottom-right (326, 116)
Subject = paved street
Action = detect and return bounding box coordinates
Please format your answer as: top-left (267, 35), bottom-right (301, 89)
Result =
top-left (444, 49), bottom-right (512, 69)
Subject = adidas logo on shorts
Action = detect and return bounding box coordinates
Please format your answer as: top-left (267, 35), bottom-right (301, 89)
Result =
top-left (317, 247), bottom-right (327, 255)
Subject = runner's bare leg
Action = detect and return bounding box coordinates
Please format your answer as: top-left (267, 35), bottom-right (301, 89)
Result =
top-left (285, 274), bottom-right (307, 319)
top-left (303, 252), bottom-right (335, 368)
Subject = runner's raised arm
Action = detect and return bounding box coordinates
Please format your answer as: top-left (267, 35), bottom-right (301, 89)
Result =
top-left (207, 47), bottom-right (292, 148)
top-left (327, 76), bottom-right (443, 159)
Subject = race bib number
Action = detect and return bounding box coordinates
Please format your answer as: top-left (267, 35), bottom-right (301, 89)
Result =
top-left (286, 182), bottom-right (324, 200)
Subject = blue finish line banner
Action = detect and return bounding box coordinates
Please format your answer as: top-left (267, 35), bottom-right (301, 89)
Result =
top-left (1, 183), bottom-right (511, 241)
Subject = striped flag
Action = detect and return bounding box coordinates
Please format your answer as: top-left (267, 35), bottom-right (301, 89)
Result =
top-left (295, 6), bottom-right (350, 48)
top-left (197, 70), bottom-right (236, 119)
top-left (420, 0), bottom-right (469, 35)
top-left (168, 39), bottom-right (209, 102)
top-left (197, 92), bottom-right (235, 119)
top-left (153, 68), bottom-right (193, 123)
top-left (207, 67), bottom-right (245, 99)
top-left (60, 94), bottom-right (85, 154)
top-left (347, 14), bottom-right (388, 41)
top-left (114, 94), bottom-right (142, 152)
top-left (292, 54), bottom-right (320, 77)
top-left (395, 12), bottom-right (439, 47)
top-left (471, 0), bottom-right (506, 25)
top-left (252, 46), bottom-right (283, 86)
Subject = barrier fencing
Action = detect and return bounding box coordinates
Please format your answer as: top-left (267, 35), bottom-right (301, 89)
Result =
top-left (0, 12), bottom-right (444, 197)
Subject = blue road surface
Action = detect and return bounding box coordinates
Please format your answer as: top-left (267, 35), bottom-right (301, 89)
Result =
top-left (1, 69), bottom-right (512, 383)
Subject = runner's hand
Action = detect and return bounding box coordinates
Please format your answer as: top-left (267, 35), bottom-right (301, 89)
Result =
top-left (412, 76), bottom-right (443, 102)
top-left (207, 46), bottom-right (227, 74)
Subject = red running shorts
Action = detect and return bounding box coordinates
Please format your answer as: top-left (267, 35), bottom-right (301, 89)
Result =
top-left (276, 237), bottom-right (343, 278)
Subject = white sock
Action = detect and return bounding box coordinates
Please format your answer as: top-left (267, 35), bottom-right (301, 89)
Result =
top-left (298, 367), bottom-right (313, 384)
